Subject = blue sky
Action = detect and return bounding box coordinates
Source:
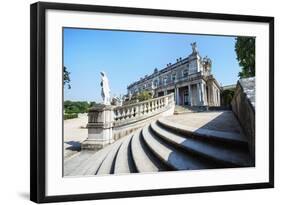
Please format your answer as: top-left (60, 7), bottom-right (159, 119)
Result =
top-left (64, 28), bottom-right (241, 102)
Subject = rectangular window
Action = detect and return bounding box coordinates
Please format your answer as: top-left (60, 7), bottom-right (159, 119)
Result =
top-left (183, 69), bottom-right (188, 77)
top-left (163, 77), bottom-right (167, 85)
top-left (172, 74), bottom-right (176, 81)
top-left (153, 79), bottom-right (158, 87)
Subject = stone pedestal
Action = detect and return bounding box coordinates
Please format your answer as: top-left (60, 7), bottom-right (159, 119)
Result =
top-left (81, 104), bottom-right (115, 151)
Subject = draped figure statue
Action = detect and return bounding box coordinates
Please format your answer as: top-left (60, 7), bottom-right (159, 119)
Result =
top-left (100, 71), bottom-right (111, 105)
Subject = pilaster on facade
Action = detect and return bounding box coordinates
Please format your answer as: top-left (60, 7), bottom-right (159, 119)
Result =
top-left (197, 83), bottom-right (202, 105)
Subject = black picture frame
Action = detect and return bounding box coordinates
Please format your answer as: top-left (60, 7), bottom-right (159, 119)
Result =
top-left (30, 1), bottom-right (274, 203)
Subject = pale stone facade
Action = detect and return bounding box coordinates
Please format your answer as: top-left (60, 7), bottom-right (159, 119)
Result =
top-left (127, 43), bottom-right (221, 106)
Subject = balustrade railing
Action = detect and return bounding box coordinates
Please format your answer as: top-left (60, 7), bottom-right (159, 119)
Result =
top-left (113, 93), bottom-right (174, 123)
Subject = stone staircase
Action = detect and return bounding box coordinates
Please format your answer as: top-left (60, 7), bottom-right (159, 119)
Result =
top-left (64, 118), bottom-right (254, 176)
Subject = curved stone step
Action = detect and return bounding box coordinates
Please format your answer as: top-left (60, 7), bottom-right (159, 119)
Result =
top-left (79, 143), bottom-right (119, 176)
top-left (96, 136), bottom-right (128, 175)
top-left (158, 118), bottom-right (248, 148)
top-left (131, 130), bottom-right (166, 173)
top-left (114, 135), bottom-right (136, 174)
top-left (66, 137), bottom-right (128, 176)
top-left (151, 121), bottom-right (252, 167)
top-left (142, 125), bottom-right (213, 170)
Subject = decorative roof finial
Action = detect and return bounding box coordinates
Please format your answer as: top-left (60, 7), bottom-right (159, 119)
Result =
top-left (190, 42), bottom-right (198, 54)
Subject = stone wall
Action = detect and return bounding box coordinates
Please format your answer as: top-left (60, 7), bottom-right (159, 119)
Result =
top-left (231, 77), bottom-right (255, 162)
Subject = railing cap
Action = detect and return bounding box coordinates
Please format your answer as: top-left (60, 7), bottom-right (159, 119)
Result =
top-left (114, 93), bottom-right (174, 110)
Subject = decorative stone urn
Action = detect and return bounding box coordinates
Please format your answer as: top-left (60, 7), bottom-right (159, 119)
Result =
top-left (81, 104), bottom-right (115, 150)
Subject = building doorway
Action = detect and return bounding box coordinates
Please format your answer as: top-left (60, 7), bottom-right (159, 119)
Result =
top-left (178, 86), bottom-right (189, 106)
top-left (184, 90), bottom-right (189, 105)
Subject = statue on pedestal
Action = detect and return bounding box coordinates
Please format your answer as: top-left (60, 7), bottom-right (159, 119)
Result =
top-left (100, 71), bottom-right (111, 105)
top-left (190, 42), bottom-right (198, 54)
top-left (82, 71), bottom-right (113, 150)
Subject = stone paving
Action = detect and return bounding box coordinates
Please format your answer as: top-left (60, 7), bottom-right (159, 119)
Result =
top-left (64, 113), bottom-right (88, 159)
top-left (64, 110), bottom-right (253, 176)
top-left (164, 111), bottom-right (242, 134)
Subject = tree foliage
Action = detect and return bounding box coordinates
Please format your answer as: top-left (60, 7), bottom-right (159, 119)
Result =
top-left (64, 66), bottom-right (71, 89)
top-left (64, 101), bottom-right (94, 114)
top-left (235, 37), bottom-right (255, 78)
top-left (221, 89), bottom-right (235, 107)
top-left (136, 91), bottom-right (152, 102)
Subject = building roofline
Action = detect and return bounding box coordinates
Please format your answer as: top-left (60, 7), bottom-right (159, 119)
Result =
top-left (127, 53), bottom-right (201, 89)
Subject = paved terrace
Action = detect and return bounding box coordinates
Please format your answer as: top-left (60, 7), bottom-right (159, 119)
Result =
top-left (165, 111), bottom-right (243, 134)
top-left (64, 113), bottom-right (88, 159)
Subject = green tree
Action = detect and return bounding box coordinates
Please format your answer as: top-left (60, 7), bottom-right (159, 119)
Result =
top-left (64, 101), bottom-right (92, 114)
top-left (136, 91), bottom-right (152, 102)
top-left (235, 37), bottom-right (255, 78)
top-left (221, 89), bottom-right (235, 107)
top-left (64, 66), bottom-right (71, 89)
top-left (89, 101), bottom-right (97, 107)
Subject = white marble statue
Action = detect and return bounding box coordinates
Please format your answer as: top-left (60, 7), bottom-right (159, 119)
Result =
top-left (100, 71), bottom-right (111, 105)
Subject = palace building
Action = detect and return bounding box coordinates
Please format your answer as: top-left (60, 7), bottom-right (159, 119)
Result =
top-left (127, 42), bottom-right (221, 106)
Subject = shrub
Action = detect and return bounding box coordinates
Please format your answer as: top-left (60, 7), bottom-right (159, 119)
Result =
top-left (64, 113), bottom-right (78, 120)
top-left (64, 101), bottom-right (94, 113)
top-left (136, 91), bottom-right (152, 102)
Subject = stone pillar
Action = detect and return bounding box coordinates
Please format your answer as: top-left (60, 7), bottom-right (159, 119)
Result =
top-left (204, 83), bottom-right (208, 106)
top-left (188, 85), bottom-right (193, 106)
top-left (212, 85), bottom-right (217, 106)
top-left (209, 84), bottom-right (213, 106)
top-left (200, 82), bottom-right (206, 105)
top-left (175, 87), bottom-right (180, 105)
top-left (197, 83), bottom-right (202, 105)
top-left (81, 104), bottom-right (114, 151)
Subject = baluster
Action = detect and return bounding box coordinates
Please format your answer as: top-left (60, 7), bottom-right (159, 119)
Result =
top-left (124, 108), bottom-right (128, 120)
top-left (139, 104), bottom-right (143, 115)
top-left (121, 108), bottom-right (125, 120)
top-left (144, 103), bottom-right (147, 114)
top-left (133, 107), bottom-right (136, 117)
top-left (135, 105), bottom-right (139, 117)
top-left (127, 107), bottom-right (130, 119)
top-left (114, 109), bottom-right (119, 121)
top-left (165, 96), bottom-right (169, 106)
top-left (127, 108), bottom-right (130, 119)
top-left (156, 99), bottom-right (159, 109)
top-left (147, 102), bottom-right (151, 113)
top-left (129, 107), bottom-right (133, 118)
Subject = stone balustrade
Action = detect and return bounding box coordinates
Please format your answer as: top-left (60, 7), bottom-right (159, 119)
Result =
top-left (82, 93), bottom-right (175, 150)
top-left (113, 93), bottom-right (174, 127)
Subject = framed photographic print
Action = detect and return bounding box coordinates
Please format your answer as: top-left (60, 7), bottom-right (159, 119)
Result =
top-left (30, 1), bottom-right (274, 203)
